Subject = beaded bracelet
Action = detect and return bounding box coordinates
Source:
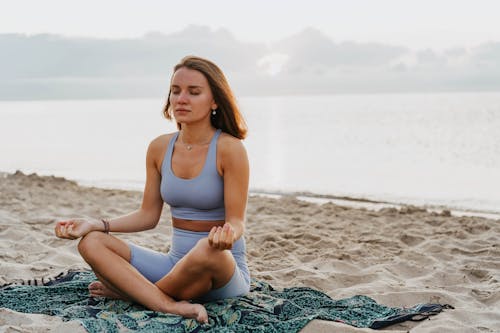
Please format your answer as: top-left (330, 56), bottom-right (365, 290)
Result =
top-left (101, 219), bottom-right (110, 234)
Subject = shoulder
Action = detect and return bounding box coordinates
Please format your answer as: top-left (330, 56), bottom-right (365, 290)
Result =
top-left (147, 133), bottom-right (177, 164)
top-left (148, 133), bottom-right (176, 152)
top-left (218, 132), bottom-right (247, 157)
top-left (217, 132), bottom-right (248, 171)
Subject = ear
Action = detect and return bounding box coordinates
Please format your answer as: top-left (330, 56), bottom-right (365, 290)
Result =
top-left (212, 102), bottom-right (218, 110)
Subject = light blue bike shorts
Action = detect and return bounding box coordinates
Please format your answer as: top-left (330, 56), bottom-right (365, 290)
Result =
top-left (128, 227), bottom-right (250, 302)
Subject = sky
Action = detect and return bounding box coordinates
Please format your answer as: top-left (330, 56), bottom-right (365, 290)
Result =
top-left (1, 0), bottom-right (500, 50)
top-left (1, 0), bottom-right (500, 99)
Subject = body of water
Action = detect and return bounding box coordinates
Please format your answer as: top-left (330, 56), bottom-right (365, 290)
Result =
top-left (1, 92), bottom-right (499, 215)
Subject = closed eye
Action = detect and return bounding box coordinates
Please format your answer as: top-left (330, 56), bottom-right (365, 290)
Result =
top-left (170, 85), bottom-right (203, 95)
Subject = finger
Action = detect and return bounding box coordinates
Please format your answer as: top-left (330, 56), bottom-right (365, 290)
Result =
top-left (55, 221), bottom-right (65, 236)
top-left (220, 225), bottom-right (231, 249)
top-left (225, 229), bottom-right (235, 250)
top-left (213, 227), bottom-right (222, 249)
top-left (56, 221), bottom-right (76, 239)
top-left (63, 222), bottom-right (74, 238)
top-left (227, 229), bottom-right (235, 249)
top-left (208, 226), bottom-right (217, 247)
top-left (68, 224), bottom-right (75, 237)
top-left (56, 225), bottom-right (67, 239)
top-left (218, 226), bottom-right (228, 250)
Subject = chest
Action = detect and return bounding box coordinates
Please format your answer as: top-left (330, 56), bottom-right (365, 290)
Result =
top-left (171, 143), bottom-right (210, 179)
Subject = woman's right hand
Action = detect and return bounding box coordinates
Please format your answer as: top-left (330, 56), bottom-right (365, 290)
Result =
top-left (54, 217), bottom-right (101, 240)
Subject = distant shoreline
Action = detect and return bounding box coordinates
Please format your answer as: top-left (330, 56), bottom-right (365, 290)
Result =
top-left (72, 175), bottom-right (500, 220)
top-left (251, 190), bottom-right (500, 220)
top-left (4, 170), bottom-right (498, 220)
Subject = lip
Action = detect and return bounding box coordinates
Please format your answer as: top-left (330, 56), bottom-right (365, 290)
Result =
top-left (175, 108), bottom-right (190, 112)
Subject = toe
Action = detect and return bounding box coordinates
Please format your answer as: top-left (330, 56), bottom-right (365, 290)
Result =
top-left (90, 289), bottom-right (103, 297)
top-left (88, 281), bottom-right (102, 291)
top-left (197, 305), bottom-right (208, 323)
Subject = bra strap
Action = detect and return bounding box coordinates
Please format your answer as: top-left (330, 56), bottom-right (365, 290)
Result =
top-left (163, 132), bottom-right (179, 175)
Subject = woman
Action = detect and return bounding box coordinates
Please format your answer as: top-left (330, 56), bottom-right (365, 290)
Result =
top-left (54, 56), bottom-right (250, 323)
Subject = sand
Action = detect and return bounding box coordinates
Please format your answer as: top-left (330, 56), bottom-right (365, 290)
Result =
top-left (1, 171), bottom-right (499, 332)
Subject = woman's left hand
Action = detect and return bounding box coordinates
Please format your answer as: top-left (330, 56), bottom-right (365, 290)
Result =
top-left (208, 223), bottom-right (235, 250)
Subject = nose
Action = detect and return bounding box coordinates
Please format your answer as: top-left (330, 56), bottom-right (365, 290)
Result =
top-left (177, 91), bottom-right (189, 104)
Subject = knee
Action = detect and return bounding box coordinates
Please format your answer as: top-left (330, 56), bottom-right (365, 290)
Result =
top-left (78, 231), bottom-right (105, 257)
top-left (193, 238), bottom-right (215, 256)
top-left (190, 238), bottom-right (225, 266)
top-left (195, 238), bottom-right (211, 250)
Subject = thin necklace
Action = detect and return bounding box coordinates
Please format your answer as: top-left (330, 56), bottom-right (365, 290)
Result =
top-left (179, 131), bottom-right (212, 151)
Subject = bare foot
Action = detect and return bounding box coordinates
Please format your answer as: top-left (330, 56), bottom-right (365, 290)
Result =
top-left (89, 282), bottom-right (208, 323)
top-left (174, 301), bottom-right (208, 324)
top-left (88, 281), bottom-right (123, 299)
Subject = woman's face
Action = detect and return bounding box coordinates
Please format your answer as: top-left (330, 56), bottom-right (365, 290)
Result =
top-left (169, 67), bottom-right (217, 126)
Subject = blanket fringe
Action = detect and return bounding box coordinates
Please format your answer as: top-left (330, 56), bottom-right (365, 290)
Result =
top-left (1, 269), bottom-right (90, 288)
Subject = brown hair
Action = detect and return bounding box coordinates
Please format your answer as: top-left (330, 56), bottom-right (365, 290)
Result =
top-left (163, 56), bottom-right (247, 140)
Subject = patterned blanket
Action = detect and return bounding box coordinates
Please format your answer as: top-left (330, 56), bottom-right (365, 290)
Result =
top-left (0, 270), bottom-right (451, 332)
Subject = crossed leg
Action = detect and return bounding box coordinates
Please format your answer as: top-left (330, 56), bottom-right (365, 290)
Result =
top-left (153, 238), bottom-right (236, 301)
top-left (78, 231), bottom-right (236, 323)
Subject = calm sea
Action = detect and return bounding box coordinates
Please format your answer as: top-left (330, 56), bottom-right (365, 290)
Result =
top-left (1, 92), bottom-right (499, 215)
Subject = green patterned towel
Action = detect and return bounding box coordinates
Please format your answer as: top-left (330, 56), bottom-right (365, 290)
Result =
top-left (0, 270), bottom-right (451, 332)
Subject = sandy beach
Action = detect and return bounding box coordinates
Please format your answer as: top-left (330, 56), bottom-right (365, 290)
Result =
top-left (1, 171), bottom-right (499, 332)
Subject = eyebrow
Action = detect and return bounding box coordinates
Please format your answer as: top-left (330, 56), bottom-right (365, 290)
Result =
top-left (171, 84), bottom-right (203, 89)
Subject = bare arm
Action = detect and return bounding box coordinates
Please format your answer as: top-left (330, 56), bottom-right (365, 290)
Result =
top-left (208, 136), bottom-right (249, 249)
top-left (223, 139), bottom-right (249, 240)
top-left (105, 136), bottom-right (166, 232)
top-left (55, 135), bottom-right (168, 239)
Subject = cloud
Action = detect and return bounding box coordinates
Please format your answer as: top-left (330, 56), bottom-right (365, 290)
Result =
top-left (469, 42), bottom-right (500, 68)
top-left (257, 53), bottom-right (289, 76)
top-left (274, 27), bottom-right (408, 73)
top-left (0, 27), bottom-right (499, 99)
top-left (0, 26), bottom-right (267, 79)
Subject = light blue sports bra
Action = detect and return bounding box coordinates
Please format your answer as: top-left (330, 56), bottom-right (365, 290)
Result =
top-left (160, 129), bottom-right (225, 220)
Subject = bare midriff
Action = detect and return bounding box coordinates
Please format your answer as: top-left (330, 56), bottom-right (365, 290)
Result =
top-left (172, 217), bottom-right (225, 232)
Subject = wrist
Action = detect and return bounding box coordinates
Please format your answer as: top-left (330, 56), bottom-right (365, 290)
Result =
top-left (225, 221), bottom-right (242, 238)
top-left (101, 219), bottom-right (110, 233)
